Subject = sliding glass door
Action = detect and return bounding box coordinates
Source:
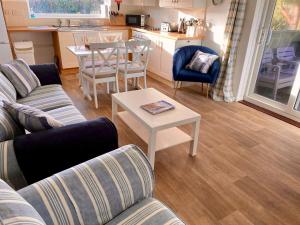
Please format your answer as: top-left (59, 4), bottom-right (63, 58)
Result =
top-left (246, 0), bottom-right (300, 122)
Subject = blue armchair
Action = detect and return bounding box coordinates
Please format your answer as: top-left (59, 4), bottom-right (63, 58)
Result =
top-left (173, 45), bottom-right (221, 97)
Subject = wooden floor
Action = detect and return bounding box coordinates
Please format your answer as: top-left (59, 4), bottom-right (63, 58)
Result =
top-left (62, 74), bottom-right (300, 225)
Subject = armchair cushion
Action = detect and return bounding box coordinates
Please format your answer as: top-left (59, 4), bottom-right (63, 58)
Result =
top-left (0, 59), bottom-right (41, 97)
top-left (3, 101), bottom-right (63, 133)
top-left (13, 117), bottom-right (118, 185)
top-left (18, 145), bottom-right (153, 225)
top-left (186, 50), bottom-right (219, 73)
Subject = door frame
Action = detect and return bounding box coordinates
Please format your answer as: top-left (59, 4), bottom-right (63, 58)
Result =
top-left (238, 0), bottom-right (300, 122)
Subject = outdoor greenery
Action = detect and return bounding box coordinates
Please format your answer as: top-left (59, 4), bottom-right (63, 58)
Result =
top-left (29, 0), bottom-right (105, 14)
top-left (272, 0), bottom-right (300, 30)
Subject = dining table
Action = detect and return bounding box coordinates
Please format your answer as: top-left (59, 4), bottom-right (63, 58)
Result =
top-left (67, 44), bottom-right (151, 100)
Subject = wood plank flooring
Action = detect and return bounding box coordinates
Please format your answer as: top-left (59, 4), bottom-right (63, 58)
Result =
top-left (61, 74), bottom-right (300, 225)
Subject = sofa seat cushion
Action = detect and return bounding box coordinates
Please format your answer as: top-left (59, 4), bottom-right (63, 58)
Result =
top-left (106, 198), bottom-right (185, 225)
top-left (178, 69), bottom-right (215, 83)
top-left (47, 105), bottom-right (86, 125)
top-left (17, 84), bottom-right (73, 112)
top-left (0, 179), bottom-right (46, 225)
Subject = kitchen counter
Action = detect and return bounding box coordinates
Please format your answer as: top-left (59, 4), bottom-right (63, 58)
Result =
top-left (7, 25), bottom-right (131, 33)
top-left (131, 27), bottom-right (205, 41)
top-left (7, 26), bottom-right (58, 32)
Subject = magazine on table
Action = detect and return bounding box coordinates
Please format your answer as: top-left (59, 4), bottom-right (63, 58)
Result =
top-left (141, 100), bottom-right (175, 115)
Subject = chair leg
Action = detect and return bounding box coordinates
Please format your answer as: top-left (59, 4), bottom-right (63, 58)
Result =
top-left (206, 84), bottom-right (210, 98)
top-left (93, 83), bottom-right (98, 109)
top-left (125, 77), bottom-right (128, 92)
top-left (144, 75), bottom-right (147, 89)
top-left (202, 83), bottom-right (204, 95)
top-left (115, 77), bottom-right (120, 93)
top-left (107, 83), bottom-right (110, 94)
top-left (174, 81), bottom-right (179, 96)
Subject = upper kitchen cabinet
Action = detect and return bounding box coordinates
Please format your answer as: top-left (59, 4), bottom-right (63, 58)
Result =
top-left (159, 0), bottom-right (205, 8)
top-left (122, 0), bottom-right (157, 6)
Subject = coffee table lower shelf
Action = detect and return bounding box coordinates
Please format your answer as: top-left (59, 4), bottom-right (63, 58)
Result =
top-left (117, 111), bottom-right (193, 152)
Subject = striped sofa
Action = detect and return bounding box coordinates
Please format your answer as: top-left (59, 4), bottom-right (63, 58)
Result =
top-left (0, 64), bottom-right (118, 190)
top-left (0, 145), bottom-right (185, 225)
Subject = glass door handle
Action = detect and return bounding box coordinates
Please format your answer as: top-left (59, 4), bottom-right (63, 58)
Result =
top-left (258, 28), bottom-right (266, 45)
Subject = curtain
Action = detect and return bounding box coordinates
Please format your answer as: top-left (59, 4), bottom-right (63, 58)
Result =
top-left (212, 0), bottom-right (247, 102)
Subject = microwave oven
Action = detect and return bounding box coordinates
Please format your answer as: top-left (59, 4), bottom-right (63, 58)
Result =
top-left (126, 14), bottom-right (147, 27)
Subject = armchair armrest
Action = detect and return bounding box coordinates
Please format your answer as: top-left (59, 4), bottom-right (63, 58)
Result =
top-left (173, 49), bottom-right (187, 80)
top-left (13, 117), bottom-right (118, 185)
top-left (30, 64), bottom-right (62, 86)
top-left (18, 145), bottom-right (154, 225)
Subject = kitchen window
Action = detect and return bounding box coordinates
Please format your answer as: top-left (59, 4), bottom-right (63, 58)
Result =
top-left (28, 0), bottom-right (110, 18)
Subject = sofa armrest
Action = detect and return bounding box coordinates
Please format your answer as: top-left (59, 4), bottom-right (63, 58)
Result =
top-left (30, 64), bottom-right (62, 86)
top-left (13, 117), bottom-right (118, 185)
top-left (209, 59), bottom-right (221, 85)
top-left (18, 145), bottom-right (154, 225)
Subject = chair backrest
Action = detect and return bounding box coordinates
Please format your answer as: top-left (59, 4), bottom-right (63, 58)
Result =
top-left (73, 32), bottom-right (87, 49)
top-left (99, 32), bottom-right (123, 43)
top-left (276, 46), bottom-right (296, 61)
top-left (86, 31), bottom-right (101, 44)
top-left (124, 39), bottom-right (151, 71)
top-left (261, 48), bottom-right (274, 64)
top-left (89, 42), bottom-right (120, 77)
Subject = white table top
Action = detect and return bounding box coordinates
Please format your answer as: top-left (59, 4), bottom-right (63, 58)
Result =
top-left (67, 45), bottom-right (150, 57)
top-left (112, 88), bottom-right (201, 130)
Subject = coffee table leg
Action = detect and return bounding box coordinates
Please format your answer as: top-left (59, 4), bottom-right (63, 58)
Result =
top-left (112, 99), bottom-right (118, 123)
top-left (148, 130), bottom-right (157, 169)
top-left (190, 118), bottom-right (200, 156)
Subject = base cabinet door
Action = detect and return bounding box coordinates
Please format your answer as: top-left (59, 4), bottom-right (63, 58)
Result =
top-left (160, 37), bottom-right (176, 81)
top-left (58, 32), bottom-right (79, 69)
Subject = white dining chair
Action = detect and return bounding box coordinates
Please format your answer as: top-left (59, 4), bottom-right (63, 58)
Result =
top-left (73, 32), bottom-right (104, 87)
top-left (118, 39), bottom-right (151, 92)
top-left (99, 32), bottom-right (123, 43)
top-left (81, 42), bottom-right (120, 109)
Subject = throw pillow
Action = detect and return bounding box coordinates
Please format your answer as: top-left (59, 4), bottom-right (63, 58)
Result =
top-left (0, 106), bottom-right (24, 142)
top-left (186, 50), bottom-right (219, 73)
top-left (0, 72), bottom-right (17, 103)
top-left (0, 59), bottom-right (41, 97)
top-left (3, 101), bottom-right (63, 133)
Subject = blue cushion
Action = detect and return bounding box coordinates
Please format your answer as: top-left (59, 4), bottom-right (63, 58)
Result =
top-left (177, 69), bottom-right (215, 83)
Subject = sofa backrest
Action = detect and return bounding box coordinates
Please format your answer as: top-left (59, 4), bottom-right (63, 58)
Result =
top-left (0, 179), bottom-right (46, 225)
top-left (18, 145), bottom-right (154, 225)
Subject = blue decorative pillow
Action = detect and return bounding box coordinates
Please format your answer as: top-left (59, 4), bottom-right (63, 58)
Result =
top-left (3, 101), bottom-right (63, 133)
top-left (0, 59), bottom-right (41, 97)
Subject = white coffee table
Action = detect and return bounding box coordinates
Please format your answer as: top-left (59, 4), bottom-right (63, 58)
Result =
top-left (112, 88), bottom-right (201, 168)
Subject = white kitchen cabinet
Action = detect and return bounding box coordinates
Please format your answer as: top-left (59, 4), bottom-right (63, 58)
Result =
top-left (133, 30), bottom-right (202, 81)
top-left (159, 0), bottom-right (205, 8)
top-left (122, 0), bottom-right (157, 6)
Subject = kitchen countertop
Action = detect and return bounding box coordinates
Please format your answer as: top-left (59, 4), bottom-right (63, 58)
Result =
top-left (7, 25), bottom-right (131, 32)
top-left (131, 27), bottom-right (205, 41)
top-left (7, 26), bottom-right (204, 41)
top-left (7, 26), bottom-right (59, 32)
